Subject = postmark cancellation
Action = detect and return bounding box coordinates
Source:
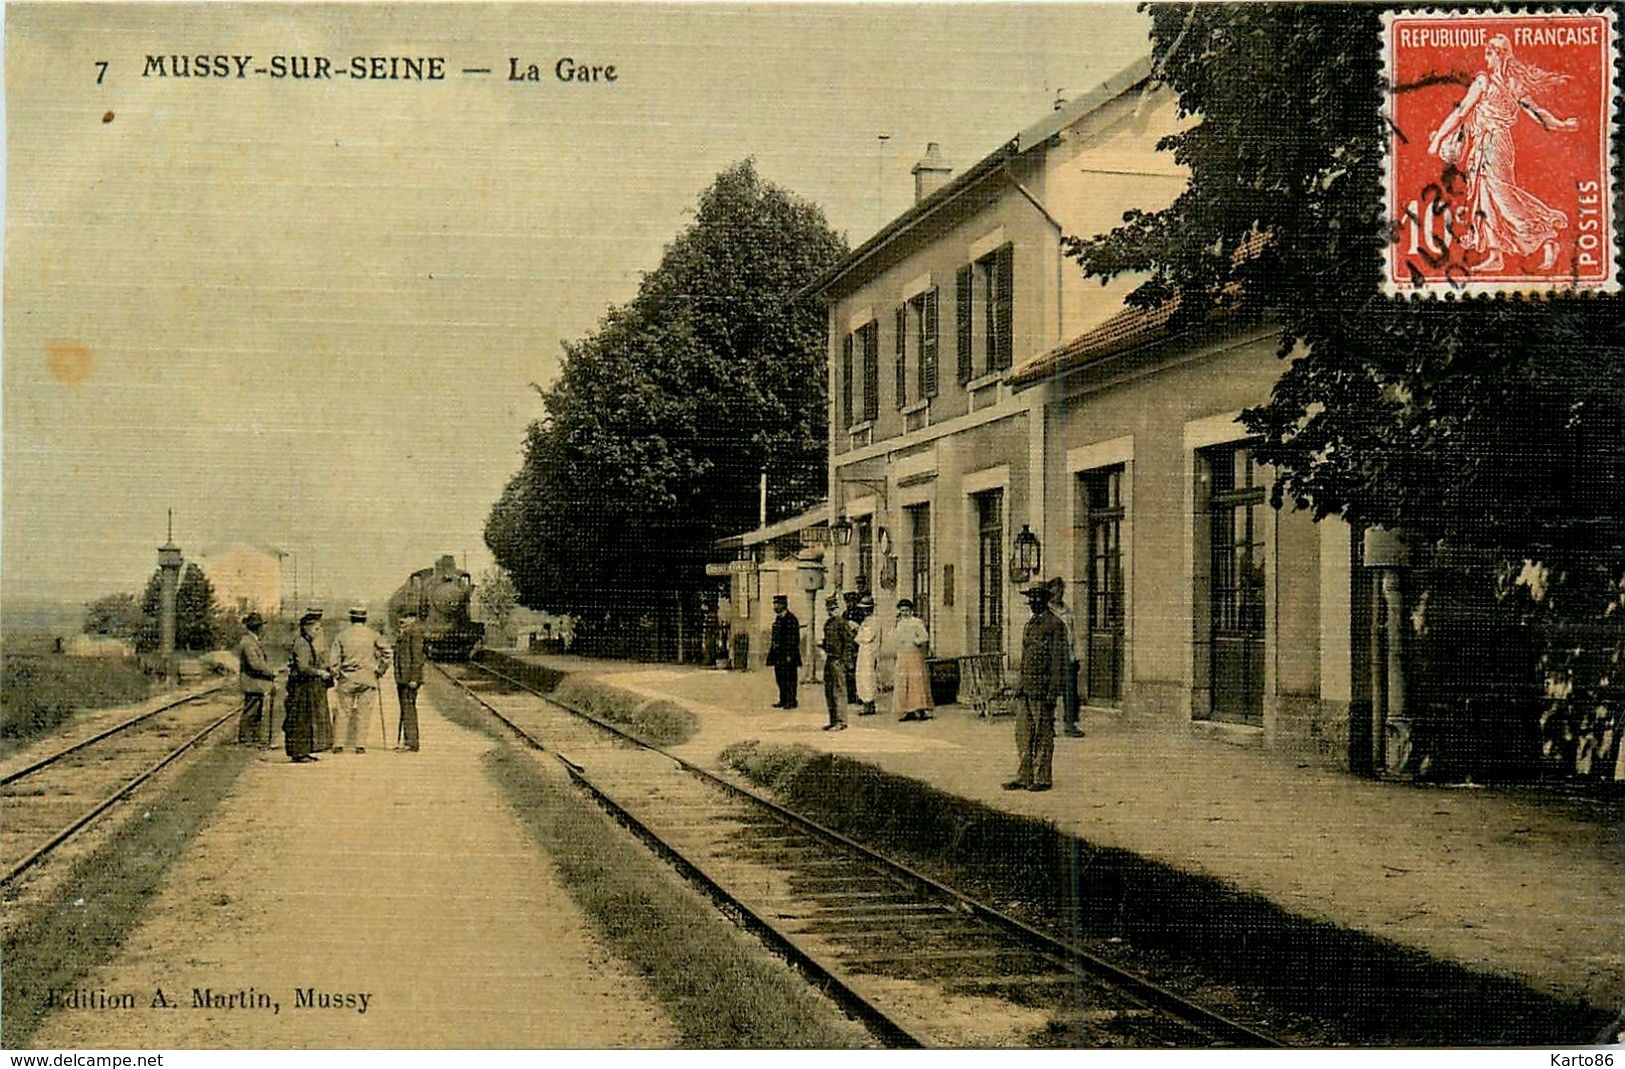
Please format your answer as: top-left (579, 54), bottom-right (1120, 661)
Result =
top-left (1382, 7), bottom-right (1620, 296)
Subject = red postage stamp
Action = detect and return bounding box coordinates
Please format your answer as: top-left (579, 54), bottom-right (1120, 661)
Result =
top-left (1383, 8), bottom-right (1619, 296)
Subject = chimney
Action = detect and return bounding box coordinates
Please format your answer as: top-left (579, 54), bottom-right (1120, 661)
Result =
top-left (911, 142), bottom-right (952, 204)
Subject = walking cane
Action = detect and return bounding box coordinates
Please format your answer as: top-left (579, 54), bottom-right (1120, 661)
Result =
top-left (375, 682), bottom-right (388, 751)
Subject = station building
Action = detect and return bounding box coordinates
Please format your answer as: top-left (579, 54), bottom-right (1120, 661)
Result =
top-left (804, 61), bottom-right (1370, 769)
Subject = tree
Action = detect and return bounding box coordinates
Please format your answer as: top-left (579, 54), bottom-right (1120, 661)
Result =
top-left (175, 564), bottom-right (219, 650)
top-left (83, 593), bottom-right (144, 642)
top-left (487, 160), bottom-right (848, 636)
top-left (1067, 5), bottom-right (1623, 777)
top-left (476, 566), bottom-right (519, 641)
top-left (132, 562), bottom-right (222, 653)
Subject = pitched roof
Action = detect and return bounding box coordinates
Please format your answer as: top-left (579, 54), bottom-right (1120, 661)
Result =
top-left (1009, 232), bottom-right (1272, 388)
top-left (801, 56), bottom-right (1154, 302)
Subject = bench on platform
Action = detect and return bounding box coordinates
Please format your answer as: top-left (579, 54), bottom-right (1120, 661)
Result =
top-left (956, 652), bottom-right (1015, 718)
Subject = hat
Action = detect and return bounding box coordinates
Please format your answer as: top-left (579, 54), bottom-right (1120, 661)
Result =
top-left (299, 610), bottom-right (323, 625)
top-left (241, 611), bottom-right (264, 630)
top-left (858, 593), bottom-right (875, 609)
top-left (771, 594), bottom-right (788, 604)
top-left (1022, 583), bottom-right (1052, 602)
top-left (842, 591), bottom-right (860, 603)
top-left (825, 595), bottom-right (840, 608)
top-left (896, 598), bottom-right (914, 611)
top-left (349, 606), bottom-right (368, 621)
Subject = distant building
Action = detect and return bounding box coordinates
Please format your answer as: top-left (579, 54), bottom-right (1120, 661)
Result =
top-left (708, 503), bottom-right (829, 670)
top-left (199, 543), bottom-right (284, 618)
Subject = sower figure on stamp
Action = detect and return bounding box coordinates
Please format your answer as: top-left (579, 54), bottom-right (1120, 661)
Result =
top-left (819, 594), bottom-right (855, 731)
top-left (284, 610), bottom-right (333, 764)
top-left (236, 612), bottom-right (276, 745)
top-left (329, 606), bottom-right (389, 753)
top-left (765, 594), bottom-right (801, 709)
top-left (1427, 33), bottom-right (1577, 274)
top-left (394, 609), bottom-right (426, 752)
top-left (1007, 582), bottom-right (1068, 792)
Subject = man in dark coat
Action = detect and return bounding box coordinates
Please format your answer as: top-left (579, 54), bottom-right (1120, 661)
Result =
top-left (236, 612), bottom-right (276, 745)
top-left (1007, 583), bottom-right (1069, 792)
top-left (841, 591), bottom-right (862, 704)
top-left (393, 610), bottom-right (427, 752)
top-left (765, 594), bottom-right (801, 709)
top-left (284, 610), bottom-right (333, 763)
top-left (819, 594), bottom-right (856, 731)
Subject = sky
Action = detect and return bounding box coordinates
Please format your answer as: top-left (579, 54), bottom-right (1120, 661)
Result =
top-left (3, 2), bottom-right (1152, 606)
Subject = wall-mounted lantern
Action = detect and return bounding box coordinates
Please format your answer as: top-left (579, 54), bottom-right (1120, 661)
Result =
top-left (829, 513), bottom-right (854, 546)
top-left (1012, 524), bottom-right (1042, 582)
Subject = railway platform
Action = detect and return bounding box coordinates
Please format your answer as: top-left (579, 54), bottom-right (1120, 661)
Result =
top-left (500, 651), bottom-right (1625, 1025)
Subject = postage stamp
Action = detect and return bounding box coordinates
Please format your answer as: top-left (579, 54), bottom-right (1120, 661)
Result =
top-left (1382, 8), bottom-right (1620, 296)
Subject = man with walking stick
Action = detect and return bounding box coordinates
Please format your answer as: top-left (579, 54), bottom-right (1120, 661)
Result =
top-left (329, 606), bottom-right (389, 754)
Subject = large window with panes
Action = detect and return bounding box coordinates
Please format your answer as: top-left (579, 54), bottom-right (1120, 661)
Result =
top-left (906, 503), bottom-right (932, 628)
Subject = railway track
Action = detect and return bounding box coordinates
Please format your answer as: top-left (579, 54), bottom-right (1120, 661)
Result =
top-left (1, 686), bottom-right (237, 889)
top-left (436, 659), bottom-right (1284, 1050)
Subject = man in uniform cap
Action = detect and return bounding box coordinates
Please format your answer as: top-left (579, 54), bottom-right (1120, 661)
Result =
top-left (819, 594), bottom-right (855, 731)
top-left (765, 593), bottom-right (802, 709)
top-left (841, 591), bottom-right (863, 704)
top-left (329, 606), bottom-right (389, 753)
top-left (236, 612), bottom-right (276, 746)
top-left (393, 609), bottom-right (426, 751)
top-left (1007, 582), bottom-right (1068, 792)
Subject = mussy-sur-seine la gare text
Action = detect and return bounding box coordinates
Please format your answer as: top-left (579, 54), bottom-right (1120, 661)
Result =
top-left (134, 54), bottom-right (617, 83)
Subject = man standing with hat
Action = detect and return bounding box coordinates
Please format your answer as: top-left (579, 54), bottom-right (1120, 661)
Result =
top-left (236, 612), bottom-right (276, 745)
top-left (819, 594), bottom-right (855, 731)
top-left (1007, 582), bottom-right (1069, 792)
top-left (765, 593), bottom-right (802, 709)
top-left (330, 606), bottom-right (389, 753)
top-left (393, 609), bottom-right (426, 752)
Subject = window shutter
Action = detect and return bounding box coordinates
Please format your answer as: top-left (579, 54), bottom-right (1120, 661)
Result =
top-left (895, 305), bottom-right (908, 410)
top-left (921, 288), bottom-right (939, 398)
top-left (841, 333), bottom-right (854, 428)
top-left (956, 265), bottom-right (973, 383)
top-left (994, 243), bottom-right (1014, 370)
top-left (862, 322), bottom-right (879, 423)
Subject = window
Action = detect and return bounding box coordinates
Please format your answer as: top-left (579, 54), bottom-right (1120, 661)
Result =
top-left (907, 503), bottom-right (931, 628)
top-left (894, 306), bottom-right (908, 410)
top-left (856, 515), bottom-right (874, 594)
top-left (859, 321), bottom-right (879, 423)
top-left (841, 333), bottom-right (854, 428)
top-left (911, 288), bottom-right (939, 399)
top-left (978, 243), bottom-right (1014, 372)
top-left (975, 490), bottom-right (1004, 654)
top-left (1203, 443), bottom-right (1266, 725)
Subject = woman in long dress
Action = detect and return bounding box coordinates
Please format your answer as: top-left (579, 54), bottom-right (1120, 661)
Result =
top-left (892, 599), bottom-right (934, 722)
top-left (1427, 34), bottom-right (1578, 273)
top-left (284, 611), bottom-right (333, 763)
top-left (853, 596), bottom-right (880, 716)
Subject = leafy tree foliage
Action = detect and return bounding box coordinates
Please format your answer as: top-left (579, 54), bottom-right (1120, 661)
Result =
top-left (83, 593), bottom-right (144, 642)
top-left (477, 566), bottom-right (519, 639)
top-left (133, 563), bottom-right (222, 653)
top-left (487, 161), bottom-right (847, 636)
top-left (1068, 5), bottom-right (1623, 776)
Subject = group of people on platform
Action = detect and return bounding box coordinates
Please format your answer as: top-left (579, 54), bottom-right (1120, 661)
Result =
top-left (761, 575), bottom-right (1085, 791)
top-left (233, 606), bottom-right (428, 764)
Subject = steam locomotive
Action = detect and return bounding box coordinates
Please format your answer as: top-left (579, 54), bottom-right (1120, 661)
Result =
top-left (388, 555), bottom-right (484, 661)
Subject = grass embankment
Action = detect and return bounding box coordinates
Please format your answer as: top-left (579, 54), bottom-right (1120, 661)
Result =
top-left (474, 652), bottom-right (698, 747)
top-left (0, 655), bottom-right (152, 754)
top-left (720, 740), bottom-right (1613, 1047)
top-left (429, 676), bottom-right (869, 1048)
top-left (2, 739), bottom-right (252, 1047)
